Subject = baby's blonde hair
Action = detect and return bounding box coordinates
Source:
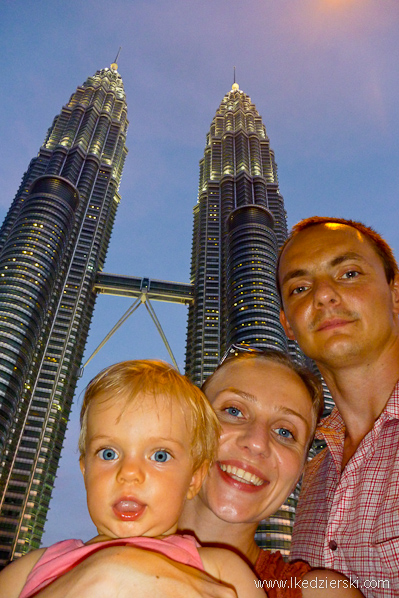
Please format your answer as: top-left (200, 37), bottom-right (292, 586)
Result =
top-left (79, 360), bottom-right (221, 471)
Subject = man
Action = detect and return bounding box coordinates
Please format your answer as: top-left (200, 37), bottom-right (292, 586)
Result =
top-left (278, 216), bottom-right (399, 598)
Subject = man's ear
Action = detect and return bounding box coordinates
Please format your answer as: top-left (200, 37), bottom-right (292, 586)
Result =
top-left (186, 461), bottom-right (209, 500)
top-left (280, 309), bottom-right (296, 340)
top-left (391, 273), bottom-right (399, 316)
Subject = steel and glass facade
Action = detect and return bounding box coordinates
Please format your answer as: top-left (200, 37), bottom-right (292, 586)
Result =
top-left (0, 63), bottom-right (128, 566)
top-left (186, 82), bottom-right (292, 385)
top-left (185, 82), bottom-right (302, 554)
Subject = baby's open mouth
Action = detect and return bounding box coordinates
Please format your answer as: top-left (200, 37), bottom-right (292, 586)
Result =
top-left (113, 499), bottom-right (146, 520)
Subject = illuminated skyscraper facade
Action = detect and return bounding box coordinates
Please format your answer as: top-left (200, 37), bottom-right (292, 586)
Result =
top-left (185, 82), bottom-right (299, 554)
top-left (0, 63), bottom-right (128, 565)
top-left (186, 82), bottom-right (292, 385)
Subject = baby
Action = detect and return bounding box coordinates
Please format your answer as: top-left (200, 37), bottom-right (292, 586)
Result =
top-left (0, 360), bottom-right (265, 598)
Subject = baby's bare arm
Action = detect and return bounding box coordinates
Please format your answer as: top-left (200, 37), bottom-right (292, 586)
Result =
top-left (0, 547), bottom-right (45, 598)
top-left (199, 547), bottom-right (265, 598)
top-left (33, 545), bottom-right (237, 598)
top-left (301, 570), bottom-right (365, 597)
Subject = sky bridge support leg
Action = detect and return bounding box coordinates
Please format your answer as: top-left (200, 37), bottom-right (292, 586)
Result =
top-left (81, 292), bottom-right (179, 374)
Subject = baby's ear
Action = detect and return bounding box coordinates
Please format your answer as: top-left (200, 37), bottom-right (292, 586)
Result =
top-left (79, 457), bottom-right (88, 489)
top-left (186, 461), bottom-right (209, 500)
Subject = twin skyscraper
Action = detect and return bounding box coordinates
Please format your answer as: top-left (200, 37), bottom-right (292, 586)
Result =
top-left (0, 62), bottom-right (298, 566)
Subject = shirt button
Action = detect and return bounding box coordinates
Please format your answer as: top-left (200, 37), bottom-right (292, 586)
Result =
top-left (329, 540), bottom-right (338, 551)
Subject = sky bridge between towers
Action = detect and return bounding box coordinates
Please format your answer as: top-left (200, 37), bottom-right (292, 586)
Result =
top-left (94, 272), bottom-right (194, 304)
top-left (82, 273), bottom-right (194, 373)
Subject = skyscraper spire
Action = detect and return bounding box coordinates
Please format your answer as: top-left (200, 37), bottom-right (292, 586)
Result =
top-left (186, 83), bottom-right (290, 387)
top-left (114, 46), bottom-right (122, 63)
top-left (0, 64), bottom-right (128, 566)
top-left (111, 46), bottom-right (122, 71)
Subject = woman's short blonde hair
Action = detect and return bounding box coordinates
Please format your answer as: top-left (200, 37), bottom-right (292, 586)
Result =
top-left (79, 359), bottom-right (221, 471)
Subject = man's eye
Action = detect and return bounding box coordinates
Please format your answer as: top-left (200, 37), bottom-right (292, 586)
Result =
top-left (98, 448), bottom-right (118, 461)
top-left (291, 285), bottom-right (308, 295)
top-left (341, 270), bottom-right (359, 279)
top-left (225, 406), bottom-right (243, 418)
top-left (274, 428), bottom-right (294, 440)
top-left (151, 450), bottom-right (172, 463)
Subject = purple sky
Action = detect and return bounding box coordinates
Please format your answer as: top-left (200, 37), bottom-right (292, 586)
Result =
top-left (1, 0), bottom-right (399, 545)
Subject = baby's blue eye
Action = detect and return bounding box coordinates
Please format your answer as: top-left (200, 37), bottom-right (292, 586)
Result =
top-left (225, 407), bottom-right (243, 418)
top-left (99, 448), bottom-right (117, 460)
top-left (275, 428), bottom-right (294, 439)
top-left (151, 450), bottom-right (171, 463)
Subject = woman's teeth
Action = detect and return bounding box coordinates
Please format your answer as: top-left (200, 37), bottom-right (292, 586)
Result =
top-left (220, 464), bottom-right (264, 486)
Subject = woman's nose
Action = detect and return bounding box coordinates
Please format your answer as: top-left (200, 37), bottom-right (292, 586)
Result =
top-left (237, 422), bottom-right (270, 457)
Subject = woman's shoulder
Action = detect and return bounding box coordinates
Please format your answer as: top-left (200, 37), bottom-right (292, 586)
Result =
top-left (255, 548), bottom-right (311, 579)
top-left (254, 550), bottom-right (311, 598)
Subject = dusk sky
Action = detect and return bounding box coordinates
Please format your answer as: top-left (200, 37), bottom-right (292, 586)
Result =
top-left (1, 0), bottom-right (399, 545)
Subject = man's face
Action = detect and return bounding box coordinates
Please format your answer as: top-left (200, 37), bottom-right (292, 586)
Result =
top-left (278, 223), bottom-right (399, 370)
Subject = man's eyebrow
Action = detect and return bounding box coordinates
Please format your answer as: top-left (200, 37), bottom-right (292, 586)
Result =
top-left (280, 268), bottom-right (308, 288)
top-left (330, 252), bottom-right (366, 267)
top-left (280, 252), bottom-right (367, 288)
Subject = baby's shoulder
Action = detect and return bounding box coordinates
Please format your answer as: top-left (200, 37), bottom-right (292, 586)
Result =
top-left (0, 547), bottom-right (46, 598)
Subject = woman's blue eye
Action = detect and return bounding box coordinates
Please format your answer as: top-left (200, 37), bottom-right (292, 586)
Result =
top-left (275, 428), bottom-right (294, 439)
top-left (151, 450), bottom-right (171, 463)
top-left (99, 448), bottom-right (117, 460)
top-left (225, 407), bottom-right (243, 418)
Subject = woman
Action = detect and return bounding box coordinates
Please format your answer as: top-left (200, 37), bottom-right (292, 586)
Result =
top-left (30, 349), bottom-right (360, 598)
top-left (179, 347), bottom-right (322, 584)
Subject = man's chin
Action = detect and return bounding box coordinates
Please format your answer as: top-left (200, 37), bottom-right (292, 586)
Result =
top-left (315, 341), bottom-right (362, 370)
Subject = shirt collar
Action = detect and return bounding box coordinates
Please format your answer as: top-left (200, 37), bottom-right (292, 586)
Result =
top-left (315, 378), bottom-right (399, 441)
top-left (383, 378), bottom-right (399, 419)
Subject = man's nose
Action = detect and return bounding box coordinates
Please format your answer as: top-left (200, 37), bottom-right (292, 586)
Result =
top-left (313, 278), bottom-right (340, 308)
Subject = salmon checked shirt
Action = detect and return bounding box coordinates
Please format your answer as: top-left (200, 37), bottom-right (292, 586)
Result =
top-left (290, 380), bottom-right (399, 598)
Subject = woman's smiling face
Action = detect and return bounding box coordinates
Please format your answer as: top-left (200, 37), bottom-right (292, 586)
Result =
top-left (199, 358), bottom-right (314, 524)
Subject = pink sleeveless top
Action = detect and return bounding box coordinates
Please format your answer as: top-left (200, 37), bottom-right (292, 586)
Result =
top-left (20, 534), bottom-right (204, 598)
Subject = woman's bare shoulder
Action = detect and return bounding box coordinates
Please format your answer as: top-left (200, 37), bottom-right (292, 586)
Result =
top-left (199, 547), bottom-right (264, 598)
